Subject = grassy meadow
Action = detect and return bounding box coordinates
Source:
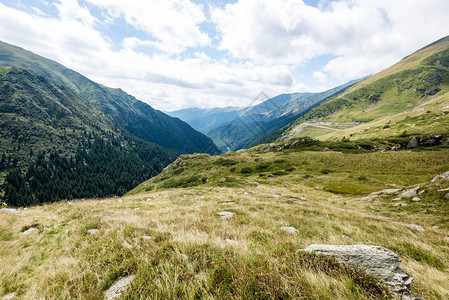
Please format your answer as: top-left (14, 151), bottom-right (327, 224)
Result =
top-left (1, 142), bottom-right (449, 299)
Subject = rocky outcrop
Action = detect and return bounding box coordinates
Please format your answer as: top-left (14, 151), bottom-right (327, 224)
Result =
top-left (406, 134), bottom-right (448, 149)
top-left (303, 245), bottom-right (422, 300)
top-left (430, 171), bottom-right (449, 182)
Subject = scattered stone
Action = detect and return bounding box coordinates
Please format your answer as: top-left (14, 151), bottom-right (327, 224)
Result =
top-left (0, 208), bottom-right (25, 216)
top-left (142, 235), bottom-right (152, 241)
top-left (146, 198), bottom-right (152, 201)
top-left (251, 182), bottom-right (259, 185)
top-left (267, 176), bottom-right (274, 180)
top-left (285, 182), bottom-right (291, 187)
top-left (408, 224), bottom-right (425, 232)
top-left (2, 292), bottom-right (16, 299)
top-left (437, 187), bottom-right (449, 192)
top-left (243, 192), bottom-right (249, 195)
top-left (379, 216), bottom-right (393, 221)
top-left (87, 229), bottom-right (99, 235)
top-left (445, 193), bottom-right (449, 199)
top-left (430, 171), bottom-right (449, 182)
top-left (418, 210), bottom-right (427, 214)
top-left (392, 197), bottom-right (401, 201)
top-left (104, 275), bottom-right (135, 300)
top-left (217, 211), bottom-right (234, 219)
top-left (133, 207), bottom-right (140, 210)
top-left (118, 199), bottom-right (123, 203)
top-left (386, 183), bottom-right (397, 187)
top-left (280, 226), bottom-right (297, 234)
top-left (361, 194), bottom-right (379, 201)
top-left (67, 201), bottom-right (74, 205)
top-left (204, 178), bottom-right (210, 183)
top-left (225, 238), bottom-right (238, 245)
top-left (331, 195), bottom-right (341, 198)
top-left (342, 235), bottom-right (353, 241)
top-left (373, 200), bottom-right (380, 203)
top-left (412, 197), bottom-right (421, 202)
top-left (382, 189), bottom-right (400, 194)
top-left (432, 226), bottom-right (439, 229)
top-left (22, 228), bottom-right (38, 235)
top-left (418, 190), bottom-right (425, 195)
top-left (302, 244), bottom-right (421, 299)
top-left (430, 206), bottom-right (436, 210)
top-left (220, 201), bottom-right (235, 205)
top-left (399, 187), bottom-right (420, 198)
top-left (198, 192), bottom-right (204, 195)
top-left (393, 203), bottom-right (409, 207)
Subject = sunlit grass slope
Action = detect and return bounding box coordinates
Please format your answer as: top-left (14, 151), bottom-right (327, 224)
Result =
top-left (279, 36), bottom-right (449, 141)
top-left (2, 142), bottom-right (449, 299)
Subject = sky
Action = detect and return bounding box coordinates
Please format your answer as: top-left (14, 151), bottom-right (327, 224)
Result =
top-left (0, 0), bottom-right (448, 111)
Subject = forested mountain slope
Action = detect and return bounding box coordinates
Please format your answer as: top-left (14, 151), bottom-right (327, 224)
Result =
top-left (0, 41), bottom-right (218, 155)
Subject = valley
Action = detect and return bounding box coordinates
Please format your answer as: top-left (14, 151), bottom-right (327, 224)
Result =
top-left (1, 143), bottom-right (449, 298)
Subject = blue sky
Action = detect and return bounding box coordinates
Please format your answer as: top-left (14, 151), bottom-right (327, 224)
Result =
top-left (0, 0), bottom-right (448, 111)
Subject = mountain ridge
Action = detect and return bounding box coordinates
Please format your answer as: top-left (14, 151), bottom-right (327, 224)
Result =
top-left (0, 41), bottom-right (219, 155)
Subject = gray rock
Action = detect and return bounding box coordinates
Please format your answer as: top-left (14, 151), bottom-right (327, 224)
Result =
top-left (430, 171), bottom-right (449, 182)
top-left (2, 292), bottom-right (16, 299)
top-left (408, 224), bottom-right (425, 232)
top-left (243, 192), bottom-right (249, 195)
top-left (361, 194), bottom-right (379, 201)
top-left (406, 136), bottom-right (419, 149)
top-left (105, 275), bottom-right (135, 299)
top-left (87, 229), bottom-right (99, 235)
top-left (418, 210), bottom-right (427, 214)
top-left (220, 201), bottom-right (235, 205)
top-left (342, 235), bottom-right (353, 241)
top-left (217, 211), bottom-right (234, 219)
top-left (399, 187), bottom-right (420, 198)
top-left (251, 182), bottom-right (259, 185)
top-left (280, 226), bottom-right (297, 234)
top-left (382, 189), bottom-right (400, 194)
top-left (303, 245), bottom-right (420, 299)
top-left (392, 197), bottom-right (402, 201)
top-left (412, 197), bottom-right (421, 202)
top-left (142, 235), bottom-right (152, 241)
top-left (285, 182), bottom-right (291, 187)
top-left (393, 203), bottom-right (409, 207)
top-left (67, 201), bottom-right (74, 205)
top-left (379, 216), bottom-right (393, 221)
top-left (437, 187), bottom-right (449, 192)
top-left (0, 208), bottom-right (25, 216)
top-left (22, 227), bottom-right (38, 235)
top-left (198, 192), bottom-right (204, 195)
top-left (146, 198), bottom-right (152, 201)
top-left (445, 193), bottom-right (449, 199)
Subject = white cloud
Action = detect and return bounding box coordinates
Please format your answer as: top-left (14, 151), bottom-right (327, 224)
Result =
top-left (212, 0), bottom-right (449, 80)
top-left (86, 0), bottom-right (211, 53)
top-left (313, 71), bottom-right (327, 82)
top-left (0, 0), bottom-right (448, 111)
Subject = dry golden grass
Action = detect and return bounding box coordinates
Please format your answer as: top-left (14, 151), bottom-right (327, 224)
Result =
top-left (1, 148), bottom-right (449, 299)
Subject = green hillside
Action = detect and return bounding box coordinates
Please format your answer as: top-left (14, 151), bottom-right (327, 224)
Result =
top-left (0, 65), bottom-right (174, 205)
top-left (2, 138), bottom-right (449, 298)
top-left (270, 36), bottom-right (449, 142)
top-left (0, 41), bottom-right (218, 155)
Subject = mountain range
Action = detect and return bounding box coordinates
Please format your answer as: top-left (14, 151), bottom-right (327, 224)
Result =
top-left (0, 41), bottom-right (218, 205)
top-left (168, 79), bottom-right (360, 152)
